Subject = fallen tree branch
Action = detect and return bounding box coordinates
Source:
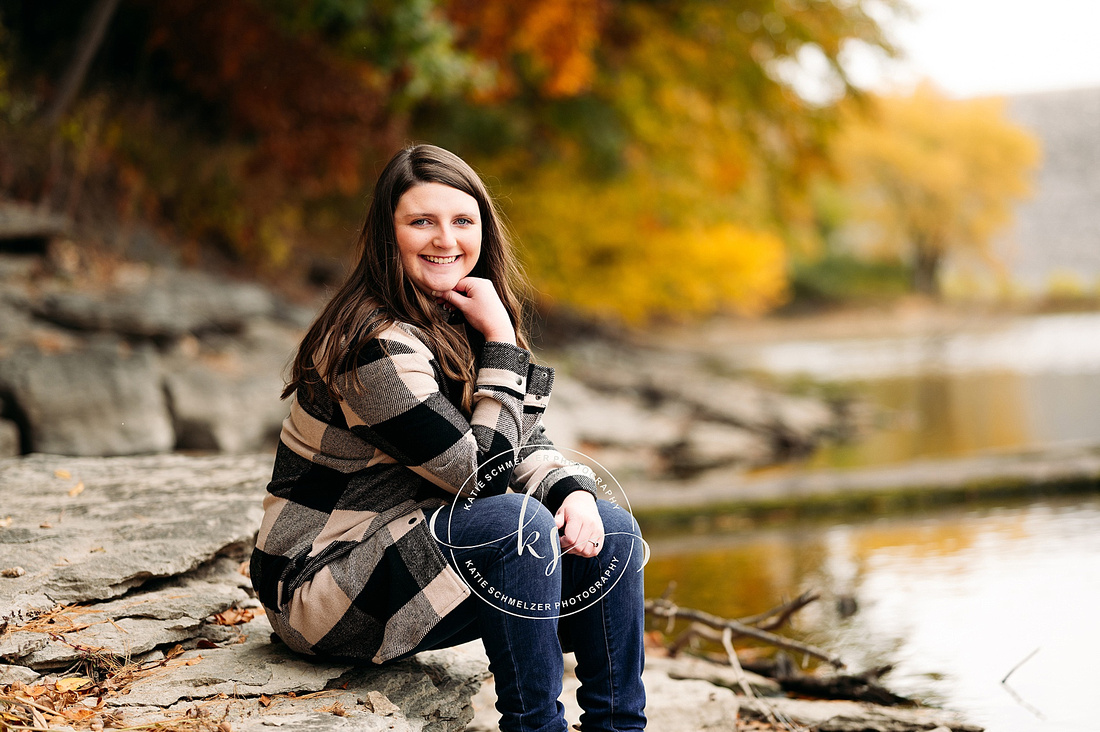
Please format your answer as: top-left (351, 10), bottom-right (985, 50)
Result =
top-left (645, 598), bottom-right (845, 669)
top-left (736, 591), bottom-right (820, 631)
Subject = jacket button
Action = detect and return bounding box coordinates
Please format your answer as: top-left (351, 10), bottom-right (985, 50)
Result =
top-left (516, 376), bottom-right (523, 385)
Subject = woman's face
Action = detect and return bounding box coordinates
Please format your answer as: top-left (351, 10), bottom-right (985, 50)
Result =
top-left (394, 182), bottom-right (482, 296)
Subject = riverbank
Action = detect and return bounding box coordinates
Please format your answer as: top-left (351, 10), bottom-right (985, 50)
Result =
top-left (626, 441), bottom-right (1100, 527)
top-left (1, 453), bottom-right (985, 732)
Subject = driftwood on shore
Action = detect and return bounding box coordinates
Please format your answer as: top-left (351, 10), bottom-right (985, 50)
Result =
top-left (645, 585), bottom-right (917, 709)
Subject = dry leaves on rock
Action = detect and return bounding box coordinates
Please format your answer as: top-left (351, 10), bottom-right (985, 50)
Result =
top-left (315, 701), bottom-right (347, 717)
top-left (210, 607), bottom-right (258, 626)
top-left (0, 627), bottom-right (213, 732)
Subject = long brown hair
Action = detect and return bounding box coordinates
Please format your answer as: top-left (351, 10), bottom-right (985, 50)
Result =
top-left (283, 144), bottom-right (531, 413)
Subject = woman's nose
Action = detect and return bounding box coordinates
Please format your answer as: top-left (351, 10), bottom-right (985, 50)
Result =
top-left (434, 225), bottom-right (457, 248)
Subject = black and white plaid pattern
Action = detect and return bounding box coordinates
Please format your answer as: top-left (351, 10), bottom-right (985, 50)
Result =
top-left (250, 322), bottom-right (596, 663)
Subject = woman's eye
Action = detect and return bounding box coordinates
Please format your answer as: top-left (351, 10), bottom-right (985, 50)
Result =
top-left (411, 218), bottom-right (431, 226)
top-left (455, 217), bottom-right (474, 225)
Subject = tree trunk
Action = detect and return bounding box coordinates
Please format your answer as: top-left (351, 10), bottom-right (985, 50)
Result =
top-left (41, 0), bottom-right (123, 128)
top-left (912, 238), bottom-right (942, 296)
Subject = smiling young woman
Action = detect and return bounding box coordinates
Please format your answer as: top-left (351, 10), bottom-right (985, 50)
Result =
top-left (393, 181), bottom-right (483, 297)
top-left (250, 144), bottom-right (647, 732)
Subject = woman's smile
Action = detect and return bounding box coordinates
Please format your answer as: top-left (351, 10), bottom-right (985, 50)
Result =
top-left (421, 254), bottom-right (461, 265)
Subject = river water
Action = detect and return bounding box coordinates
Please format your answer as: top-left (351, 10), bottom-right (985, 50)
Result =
top-left (643, 496), bottom-right (1100, 732)
top-left (640, 311), bottom-right (1100, 731)
top-left (732, 311), bottom-right (1100, 468)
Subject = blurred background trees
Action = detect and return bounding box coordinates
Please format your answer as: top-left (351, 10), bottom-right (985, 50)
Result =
top-left (0, 0), bottom-right (1038, 321)
top-left (827, 84), bottom-right (1040, 296)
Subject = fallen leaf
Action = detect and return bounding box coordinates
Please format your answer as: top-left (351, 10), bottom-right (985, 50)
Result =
top-left (218, 723), bottom-right (233, 732)
top-left (0, 516), bottom-right (12, 528)
top-left (258, 695), bottom-right (272, 708)
top-left (55, 677), bottom-right (91, 692)
top-left (68, 481), bottom-right (85, 497)
top-left (211, 607), bottom-right (258, 626)
top-left (1, 566), bottom-right (25, 578)
top-left (183, 655), bottom-right (203, 666)
top-left (196, 639), bottom-right (218, 649)
top-left (316, 701), bottom-right (347, 717)
top-left (90, 546), bottom-right (105, 553)
top-left (40, 521), bottom-right (53, 529)
top-left (54, 469), bottom-right (72, 479)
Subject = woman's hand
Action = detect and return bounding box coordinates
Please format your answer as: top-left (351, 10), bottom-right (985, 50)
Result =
top-left (435, 277), bottom-right (516, 345)
top-left (555, 491), bottom-right (604, 558)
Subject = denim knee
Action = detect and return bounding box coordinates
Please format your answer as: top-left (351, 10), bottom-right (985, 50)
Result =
top-left (596, 499), bottom-right (640, 535)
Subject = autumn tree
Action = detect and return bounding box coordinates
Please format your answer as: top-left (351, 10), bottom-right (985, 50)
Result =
top-left (4, 0), bottom-right (910, 320)
top-left (830, 84), bottom-right (1040, 295)
top-left (422, 0), bottom-right (909, 320)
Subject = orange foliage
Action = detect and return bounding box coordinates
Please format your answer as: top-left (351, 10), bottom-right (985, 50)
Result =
top-left (445, 0), bottom-right (607, 98)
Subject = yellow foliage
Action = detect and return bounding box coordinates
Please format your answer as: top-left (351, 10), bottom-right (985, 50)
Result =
top-left (833, 84), bottom-right (1040, 291)
top-left (506, 165), bottom-right (788, 323)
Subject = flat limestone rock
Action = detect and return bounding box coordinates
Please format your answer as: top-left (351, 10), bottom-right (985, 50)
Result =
top-left (110, 615), bottom-right (352, 708)
top-left (738, 696), bottom-right (984, 732)
top-left (2, 567), bottom-right (252, 668)
top-left (0, 663), bottom-right (40, 686)
top-left (114, 619), bottom-right (485, 732)
top-left (0, 453), bottom-right (271, 620)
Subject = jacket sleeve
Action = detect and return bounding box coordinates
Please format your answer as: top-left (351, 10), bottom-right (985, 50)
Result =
top-left (509, 424), bottom-right (601, 513)
top-left (334, 323), bottom-right (551, 497)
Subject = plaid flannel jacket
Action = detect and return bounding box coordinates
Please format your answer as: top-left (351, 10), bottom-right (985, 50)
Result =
top-left (250, 320), bottom-right (596, 663)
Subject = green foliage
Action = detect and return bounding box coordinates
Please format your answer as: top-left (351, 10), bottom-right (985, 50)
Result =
top-left (790, 252), bottom-right (911, 305)
top-left (261, 0), bottom-right (486, 105)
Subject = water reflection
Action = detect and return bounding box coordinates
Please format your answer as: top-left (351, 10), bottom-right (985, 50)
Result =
top-left (811, 371), bottom-right (1036, 468)
top-left (717, 312), bottom-right (1100, 468)
top-left (642, 496), bottom-right (1100, 732)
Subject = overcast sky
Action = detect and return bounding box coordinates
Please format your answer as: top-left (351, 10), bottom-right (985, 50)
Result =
top-left (845, 0), bottom-right (1100, 98)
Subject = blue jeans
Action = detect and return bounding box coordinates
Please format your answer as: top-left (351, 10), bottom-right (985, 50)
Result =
top-left (409, 493), bottom-right (647, 732)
